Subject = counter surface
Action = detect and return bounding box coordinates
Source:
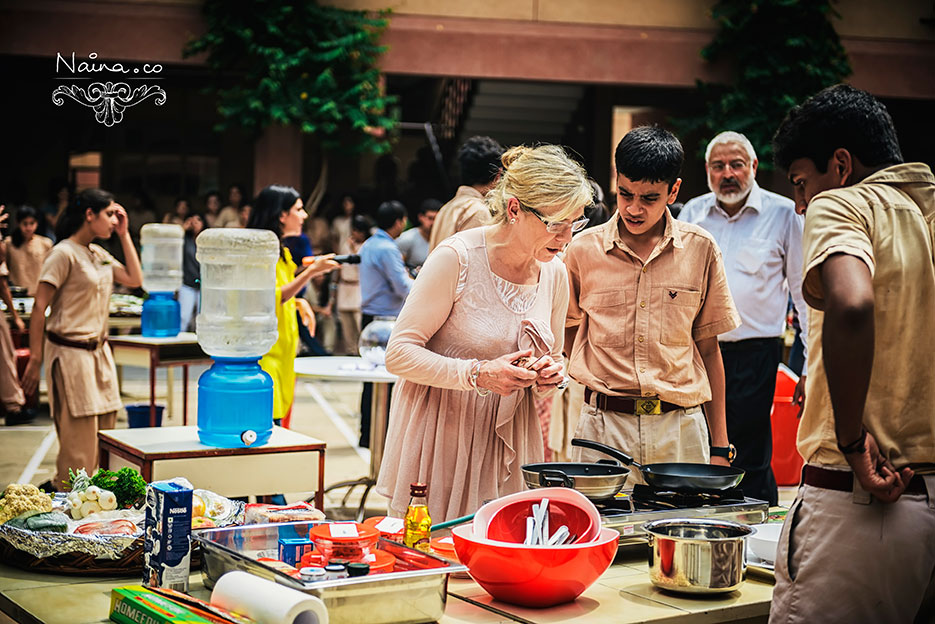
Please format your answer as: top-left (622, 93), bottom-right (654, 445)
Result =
top-left (0, 553), bottom-right (773, 624)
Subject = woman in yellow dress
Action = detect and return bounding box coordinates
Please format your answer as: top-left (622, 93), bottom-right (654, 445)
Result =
top-left (246, 185), bottom-right (338, 425)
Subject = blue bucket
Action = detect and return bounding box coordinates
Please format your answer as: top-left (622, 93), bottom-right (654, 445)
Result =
top-left (126, 403), bottom-right (165, 428)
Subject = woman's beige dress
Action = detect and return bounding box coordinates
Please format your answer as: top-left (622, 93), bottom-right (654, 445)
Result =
top-left (376, 227), bottom-right (568, 522)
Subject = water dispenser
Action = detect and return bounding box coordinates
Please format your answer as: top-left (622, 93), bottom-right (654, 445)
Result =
top-left (140, 224), bottom-right (184, 337)
top-left (195, 229), bottom-right (279, 448)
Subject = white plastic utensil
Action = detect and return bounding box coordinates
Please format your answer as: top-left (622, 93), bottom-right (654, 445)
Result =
top-left (548, 525), bottom-right (570, 546)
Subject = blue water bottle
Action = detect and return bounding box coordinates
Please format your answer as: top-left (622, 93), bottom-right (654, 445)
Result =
top-left (140, 224), bottom-right (184, 337)
top-left (194, 229), bottom-right (280, 448)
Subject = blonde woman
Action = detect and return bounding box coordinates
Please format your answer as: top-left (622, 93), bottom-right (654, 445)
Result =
top-left (376, 145), bottom-right (593, 521)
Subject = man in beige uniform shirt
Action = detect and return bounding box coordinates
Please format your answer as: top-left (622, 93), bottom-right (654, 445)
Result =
top-left (566, 126), bottom-right (739, 474)
top-left (769, 85), bottom-right (935, 623)
top-left (0, 246), bottom-right (34, 424)
top-left (428, 136), bottom-right (503, 251)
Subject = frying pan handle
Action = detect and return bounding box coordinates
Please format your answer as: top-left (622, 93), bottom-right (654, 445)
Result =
top-left (539, 469), bottom-right (575, 489)
top-left (572, 438), bottom-right (641, 469)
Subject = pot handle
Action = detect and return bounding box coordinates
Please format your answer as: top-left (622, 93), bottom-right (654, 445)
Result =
top-left (539, 469), bottom-right (575, 489)
top-left (572, 438), bottom-right (642, 469)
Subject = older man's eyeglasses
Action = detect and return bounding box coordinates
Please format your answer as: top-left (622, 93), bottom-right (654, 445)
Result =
top-left (522, 204), bottom-right (589, 234)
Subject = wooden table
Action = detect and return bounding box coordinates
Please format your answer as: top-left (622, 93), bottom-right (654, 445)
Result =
top-left (294, 356), bottom-right (397, 521)
top-left (108, 332), bottom-right (212, 426)
top-left (98, 426), bottom-right (326, 510)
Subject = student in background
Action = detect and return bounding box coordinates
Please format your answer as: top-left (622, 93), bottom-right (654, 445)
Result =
top-left (5, 205), bottom-right (53, 295)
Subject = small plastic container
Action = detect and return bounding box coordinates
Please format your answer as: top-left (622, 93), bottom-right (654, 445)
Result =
top-left (299, 566), bottom-right (326, 583)
top-left (126, 403), bottom-right (164, 428)
top-left (309, 523), bottom-right (380, 563)
top-left (347, 562), bottom-right (370, 577)
top-left (368, 550), bottom-right (396, 574)
top-left (363, 516), bottom-right (405, 542)
top-left (324, 563), bottom-right (348, 580)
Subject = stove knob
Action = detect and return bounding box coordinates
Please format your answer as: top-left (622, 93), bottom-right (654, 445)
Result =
top-left (241, 430), bottom-right (258, 446)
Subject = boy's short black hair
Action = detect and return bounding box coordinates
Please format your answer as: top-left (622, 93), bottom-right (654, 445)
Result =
top-left (375, 200), bottom-right (407, 230)
top-left (772, 84), bottom-right (903, 173)
top-left (614, 126), bottom-right (684, 190)
top-left (418, 198), bottom-right (442, 216)
top-left (458, 136), bottom-right (505, 187)
top-left (351, 215), bottom-right (372, 235)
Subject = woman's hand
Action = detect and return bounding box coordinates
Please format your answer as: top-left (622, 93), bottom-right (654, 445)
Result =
top-left (113, 203), bottom-right (130, 237)
top-left (303, 254), bottom-right (340, 278)
top-left (22, 357), bottom-right (41, 396)
top-left (528, 355), bottom-right (563, 392)
top-left (477, 349), bottom-right (538, 396)
top-left (296, 297), bottom-right (316, 335)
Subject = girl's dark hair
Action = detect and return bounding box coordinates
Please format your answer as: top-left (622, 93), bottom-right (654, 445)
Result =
top-left (55, 188), bottom-right (114, 242)
top-left (246, 185), bottom-right (301, 256)
top-left (11, 205), bottom-right (40, 248)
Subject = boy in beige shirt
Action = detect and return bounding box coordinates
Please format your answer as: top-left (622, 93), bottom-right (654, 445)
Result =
top-left (565, 126), bottom-right (739, 475)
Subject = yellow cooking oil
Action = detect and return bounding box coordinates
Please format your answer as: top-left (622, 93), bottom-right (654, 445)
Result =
top-left (404, 482), bottom-right (431, 552)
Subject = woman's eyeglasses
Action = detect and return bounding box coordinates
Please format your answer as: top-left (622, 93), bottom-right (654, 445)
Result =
top-left (522, 204), bottom-right (589, 234)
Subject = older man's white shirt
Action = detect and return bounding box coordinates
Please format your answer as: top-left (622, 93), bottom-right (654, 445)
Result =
top-left (680, 182), bottom-right (808, 373)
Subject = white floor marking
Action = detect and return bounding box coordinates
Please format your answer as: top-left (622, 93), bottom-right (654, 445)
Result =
top-left (302, 382), bottom-right (370, 464)
top-left (18, 428), bottom-right (56, 484)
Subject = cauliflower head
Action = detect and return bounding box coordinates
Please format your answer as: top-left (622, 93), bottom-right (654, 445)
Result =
top-left (0, 484), bottom-right (53, 524)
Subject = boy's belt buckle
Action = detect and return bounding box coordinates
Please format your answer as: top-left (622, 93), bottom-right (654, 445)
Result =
top-left (635, 398), bottom-right (661, 415)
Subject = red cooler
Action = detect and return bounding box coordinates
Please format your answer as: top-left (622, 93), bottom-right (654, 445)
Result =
top-left (771, 365), bottom-right (803, 486)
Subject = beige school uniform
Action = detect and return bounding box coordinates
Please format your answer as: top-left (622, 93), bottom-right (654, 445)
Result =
top-left (565, 211), bottom-right (739, 475)
top-left (4, 235), bottom-right (53, 295)
top-left (428, 186), bottom-right (491, 252)
top-left (39, 240), bottom-right (123, 487)
top-left (0, 261), bottom-right (25, 412)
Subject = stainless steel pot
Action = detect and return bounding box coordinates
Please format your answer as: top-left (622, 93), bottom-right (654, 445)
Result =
top-left (521, 461), bottom-right (630, 501)
top-left (643, 518), bottom-right (755, 594)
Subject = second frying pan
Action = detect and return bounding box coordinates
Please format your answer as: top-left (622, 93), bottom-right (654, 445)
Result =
top-left (571, 438), bottom-right (745, 492)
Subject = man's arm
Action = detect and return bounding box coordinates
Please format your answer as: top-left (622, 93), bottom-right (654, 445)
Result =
top-left (784, 208), bottom-right (809, 408)
top-left (821, 253), bottom-right (912, 502)
top-left (696, 336), bottom-right (730, 466)
top-left (383, 245), bottom-right (414, 298)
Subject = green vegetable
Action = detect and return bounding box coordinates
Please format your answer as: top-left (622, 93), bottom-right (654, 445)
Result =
top-left (7, 511), bottom-right (69, 533)
top-left (89, 468), bottom-right (147, 509)
top-left (63, 468), bottom-right (92, 493)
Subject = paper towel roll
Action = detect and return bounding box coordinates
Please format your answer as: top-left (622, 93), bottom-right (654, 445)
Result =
top-left (211, 571), bottom-right (328, 624)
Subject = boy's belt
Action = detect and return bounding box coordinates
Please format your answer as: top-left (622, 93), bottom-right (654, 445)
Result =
top-left (802, 464), bottom-right (926, 495)
top-left (584, 388), bottom-right (683, 415)
top-left (46, 331), bottom-right (106, 351)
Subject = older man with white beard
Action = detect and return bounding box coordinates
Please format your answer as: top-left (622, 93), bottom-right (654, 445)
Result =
top-left (679, 131), bottom-right (807, 505)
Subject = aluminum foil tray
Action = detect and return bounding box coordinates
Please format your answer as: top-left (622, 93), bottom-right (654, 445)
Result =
top-left (195, 521), bottom-right (468, 624)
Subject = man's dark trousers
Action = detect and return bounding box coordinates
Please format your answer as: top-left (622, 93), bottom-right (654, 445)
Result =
top-left (719, 337), bottom-right (782, 505)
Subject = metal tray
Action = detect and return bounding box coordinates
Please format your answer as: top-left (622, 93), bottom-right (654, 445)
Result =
top-left (195, 521), bottom-right (468, 624)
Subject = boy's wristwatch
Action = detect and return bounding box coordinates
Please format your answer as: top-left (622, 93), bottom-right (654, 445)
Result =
top-left (710, 444), bottom-right (737, 463)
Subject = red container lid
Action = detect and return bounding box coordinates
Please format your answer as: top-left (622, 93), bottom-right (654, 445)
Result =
top-left (363, 516), bottom-right (405, 540)
top-left (310, 522), bottom-right (379, 544)
top-left (369, 549), bottom-right (396, 573)
top-left (429, 536), bottom-right (457, 557)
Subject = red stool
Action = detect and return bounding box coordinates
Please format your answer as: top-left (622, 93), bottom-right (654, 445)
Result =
top-left (770, 365), bottom-right (803, 486)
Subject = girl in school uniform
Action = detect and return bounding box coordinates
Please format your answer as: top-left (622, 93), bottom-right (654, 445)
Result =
top-left (22, 189), bottom-right (143, 490)
top-left (246, 185), bottom-right (338, 427)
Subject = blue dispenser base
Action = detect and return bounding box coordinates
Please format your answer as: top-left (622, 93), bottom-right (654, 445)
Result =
top-left (142, 292), bottom-right (181, 337)
top-left (197, 357), bottom-right (273, 448)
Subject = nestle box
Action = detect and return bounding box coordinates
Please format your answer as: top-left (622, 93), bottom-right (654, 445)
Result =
top-left (143, 481), bottom-right (193, 592)
top-left (278, 537), bottom-right (313, 566)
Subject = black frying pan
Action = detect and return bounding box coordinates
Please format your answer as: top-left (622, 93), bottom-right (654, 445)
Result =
top-left (571, 438), bottom-right (745, 491)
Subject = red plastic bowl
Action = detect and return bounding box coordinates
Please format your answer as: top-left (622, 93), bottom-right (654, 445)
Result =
top-left (452, 525), bottom-right (619, 608)
top-left (485, 498), bottom-right (594, 545)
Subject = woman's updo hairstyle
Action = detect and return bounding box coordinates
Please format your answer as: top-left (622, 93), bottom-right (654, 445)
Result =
top-left (55, 188), bottom-right (114, 242)
top-left (487, 145), bottom-right (592, 226)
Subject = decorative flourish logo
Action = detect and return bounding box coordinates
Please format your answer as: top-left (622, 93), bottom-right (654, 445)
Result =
top-left (53, 52), bottom-right (166, 125)
top-left (52, 82), bottom-right (166, 127)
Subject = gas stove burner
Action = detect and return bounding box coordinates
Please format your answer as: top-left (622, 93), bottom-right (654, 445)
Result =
top-left (593, 496), bottom-right (632, 517)
top-left (630, 484), bottom-right (746, 510)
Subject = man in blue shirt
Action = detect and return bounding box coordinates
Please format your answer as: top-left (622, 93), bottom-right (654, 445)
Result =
top-left (358, 200), bottom-right (413, 447)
